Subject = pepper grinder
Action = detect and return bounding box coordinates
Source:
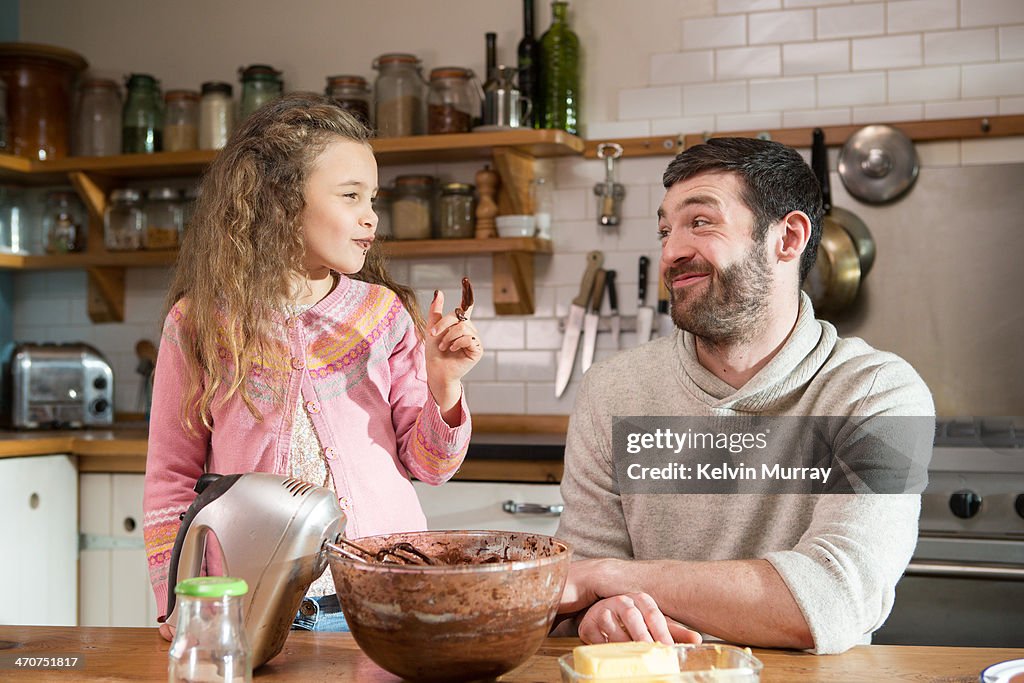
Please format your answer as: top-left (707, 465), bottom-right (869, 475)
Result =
top-left (475, 165), bottom-right (499, 238)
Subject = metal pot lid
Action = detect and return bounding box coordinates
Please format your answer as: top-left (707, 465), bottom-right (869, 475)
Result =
top-left (838, 125), bottom-right (920, 204)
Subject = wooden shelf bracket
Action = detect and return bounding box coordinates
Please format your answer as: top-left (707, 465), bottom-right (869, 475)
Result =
top-left (86, 266), bottom-right (125, 323)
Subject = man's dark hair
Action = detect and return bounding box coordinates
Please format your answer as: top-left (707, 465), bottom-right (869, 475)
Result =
top-left (662, 137), bottom-right (823, 283)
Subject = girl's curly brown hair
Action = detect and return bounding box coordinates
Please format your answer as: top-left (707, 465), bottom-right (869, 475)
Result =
top-left (165, 92), bottom-right (422, 433)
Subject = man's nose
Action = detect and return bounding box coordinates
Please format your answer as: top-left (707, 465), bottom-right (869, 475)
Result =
top-left (660, 228), bottom-right (696, 267)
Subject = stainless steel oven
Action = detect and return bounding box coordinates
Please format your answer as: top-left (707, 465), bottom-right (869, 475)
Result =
top-left (873, 418), bottom-right (1024, 647)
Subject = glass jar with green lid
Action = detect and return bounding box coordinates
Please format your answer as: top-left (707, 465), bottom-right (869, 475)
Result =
top-left (168, 576), bottom-right (251, 683)
top-left (122, 73), bottom-right (163, 153)
top-left (438, 182), bottom-right (475, 239)
top-left (238, 64), bottom-right (283, 121)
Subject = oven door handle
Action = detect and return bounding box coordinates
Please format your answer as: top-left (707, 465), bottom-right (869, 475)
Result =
top-left (906, 561), bottom-right (1024, 582)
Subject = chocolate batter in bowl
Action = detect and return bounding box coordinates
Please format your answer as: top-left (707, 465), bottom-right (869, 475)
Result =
top-left (325, 530), bottom-right (571, 682)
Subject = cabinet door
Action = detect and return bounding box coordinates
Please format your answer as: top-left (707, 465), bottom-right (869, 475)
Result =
top-left (0, 454), bottom-right (78, 626)
top-left (79, 473), bottom-right (157, 627)
top-left (412, 481), bottom-right (564, 536)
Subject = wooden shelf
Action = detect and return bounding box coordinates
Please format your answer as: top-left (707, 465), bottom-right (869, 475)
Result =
top-left (0, 237), bottom-right (552, 271)
top-left (0, 129), bottom-right (583, 184)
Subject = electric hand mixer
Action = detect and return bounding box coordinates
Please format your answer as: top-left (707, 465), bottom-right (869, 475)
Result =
top-left (162, 472), bottom-right (346, 668)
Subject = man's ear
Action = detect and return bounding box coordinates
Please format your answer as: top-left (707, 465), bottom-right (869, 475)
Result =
top-left (773, 210), bottom-right (812, 265)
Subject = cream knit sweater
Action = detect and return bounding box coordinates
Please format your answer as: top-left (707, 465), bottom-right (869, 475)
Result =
top-left (556, 293), bottom-right (935, 654)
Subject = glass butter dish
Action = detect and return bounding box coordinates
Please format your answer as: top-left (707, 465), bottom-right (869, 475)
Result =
top-left (559, 643), bottom-right (763, 683)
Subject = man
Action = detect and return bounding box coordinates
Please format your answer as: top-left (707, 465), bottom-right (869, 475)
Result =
top-left (554, 137), bottom-right (934, 654)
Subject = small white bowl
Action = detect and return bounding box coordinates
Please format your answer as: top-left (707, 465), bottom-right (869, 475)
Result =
top-left (496, 214), bottom-right (537, 238)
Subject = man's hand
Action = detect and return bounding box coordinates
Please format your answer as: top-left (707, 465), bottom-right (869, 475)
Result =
top-left (558, 557), bottom-right (616, 614)
top-left (578, 593), bottom-right (703, 646)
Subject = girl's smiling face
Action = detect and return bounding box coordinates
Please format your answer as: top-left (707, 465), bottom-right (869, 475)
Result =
top-left (300, 139), bottom-right (379, 276)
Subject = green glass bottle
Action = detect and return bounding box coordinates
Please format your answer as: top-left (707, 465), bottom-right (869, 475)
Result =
top-left (122, 74), bottom-right (163, 154)
top-left (539, 0), bottom-right (580, 135)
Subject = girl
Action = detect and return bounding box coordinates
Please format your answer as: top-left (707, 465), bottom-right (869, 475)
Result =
top-left (143, 93), bottom-right (482, 637)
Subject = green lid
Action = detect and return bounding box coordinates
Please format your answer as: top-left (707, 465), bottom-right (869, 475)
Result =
top-left (175, 576), bottom-right (249, 598)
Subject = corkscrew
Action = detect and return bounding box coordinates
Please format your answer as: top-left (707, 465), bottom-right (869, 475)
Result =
top-left (593, 142), bottom-right (625, 227)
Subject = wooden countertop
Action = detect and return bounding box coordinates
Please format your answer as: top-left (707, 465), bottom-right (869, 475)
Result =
top-left (0, 626), bottom-right (1021, 682)
top-left (0, 424), bottom-right (564, 482)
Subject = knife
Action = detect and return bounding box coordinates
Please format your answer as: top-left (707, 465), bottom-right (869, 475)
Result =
top-left (635, 256), bottom-right (654, 346)
top-left (605, 270), bottom-right (620, 350)
top-left (656, 276), bottom-right (675, 338)
top-left (581, 268), bottom-right (607, 374)
top-left (555, 251), bottom-right (604, 397)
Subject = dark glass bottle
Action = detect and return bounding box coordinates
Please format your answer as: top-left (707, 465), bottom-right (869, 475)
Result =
top-left (540, 0), bottom-right (580, 135)
top-left (517, 0), bottom-right (541, 128)
top-left (122, 73), bottom-right (163, 154)
top-left (480, 32), bottom-right (497, 127)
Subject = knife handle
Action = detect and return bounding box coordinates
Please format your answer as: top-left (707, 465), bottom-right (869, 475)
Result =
top-left (605, 270), bottom-right (618, 312)
top-left (574, 251), bottom-right (605, 308)
top-left (589, 269), bottom-right (607, 314)
top-left (658, 276), bottom-right (669, 314)
top-left (638, 256), bottom-right (649, 305)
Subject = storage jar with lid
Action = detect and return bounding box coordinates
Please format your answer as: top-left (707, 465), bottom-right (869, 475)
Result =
top-left (391, 175), bottom-right (435, 240)
top-left (326, 75), bottom-right (372, 127)
top-left (0, 185), bottom-right (29, 254)
top-left (239, 64), bottom-right (283, 121)
top-left (122, 73), bottom-right (163, 153)
top-left (372, 53), bottom-right (425, 138)
top-left (0, 43), bottom-right (88, 160)
top-left (427, 67), bottom-right (479, 135)
top-left (73, 78), bottom-right (121, 156)
top-left (0, 79), bottom-right (8, 152)
top-left (438, 182), bottom-right (476, 238)
top-left (164, 90), bottom-right (199, 152)
top-left (144, 187), bottom-right (183, 250)
top-left (42, 190), bottom-right (86, 253)
top-left (104, 189), bottom-right (145, 250)
top-left (199, 81), bottom-right (234, 150)
top-left (371, 187), bottom-right (393, 240)
top-left (168, 576), bottom-right (252, 683)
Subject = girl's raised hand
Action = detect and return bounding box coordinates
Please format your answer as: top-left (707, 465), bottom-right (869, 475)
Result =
top-left (425, 278), bottom-right (483, 418)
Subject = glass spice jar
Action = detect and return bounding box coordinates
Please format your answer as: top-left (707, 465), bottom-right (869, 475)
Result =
top-left (42, 190), bottom-right (86, 253)
top-left (73, 78), bottom-right (122, 156)
top-left (104, 188), bottom-right (145, 250)
top-left (427, 67), bottom-right (479, 135)
top-left (199, 81), bottom-right (234, 150)
top-left (372, 186), bottom-right (393, 240)
top-left (164, 90), bottom-right (199, 152)
top-left (325, 74), bottom-right (372, 128)
top-left (144, 187), bottom-right (183, 250)
top-left (391, 175), bottom-right (435, 240)
top-left (372, 53), bottom-right (425, 138)
top-left (239, 64), bottom-right (283, 121)
top-left (122, 73), bottom-right (163, 153)
top-left (438, 182), bottom-right (475, 238)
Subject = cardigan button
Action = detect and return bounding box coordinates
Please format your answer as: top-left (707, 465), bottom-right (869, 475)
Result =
top-left (324, 447), bottom-right (337, 460)
top-left (338, 496), bottom-right (349, 509)
top-left (305, 400), bottom-right (321, 414)
top-left (291, 357), bottom-right (305, 370)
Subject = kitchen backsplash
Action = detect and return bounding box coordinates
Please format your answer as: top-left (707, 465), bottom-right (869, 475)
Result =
top-left (11, 0), bottom-right (1024, 417)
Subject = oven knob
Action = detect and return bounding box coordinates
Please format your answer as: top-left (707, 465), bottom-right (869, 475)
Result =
top-left (91, 398), bottom-right (109, 415)
top-left (93, 377), bottom-right (107, 390)
top-left (949, 490), bottom-right (982, 519)
top-left (1015, 494), bottom-right (1024, 520)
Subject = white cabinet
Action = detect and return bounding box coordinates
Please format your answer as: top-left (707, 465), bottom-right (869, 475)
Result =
top-left (413, 481), bottom-right (564, 536)
top-left (0, 454), bottom-right (78, 626)
top-left (79, 473), bottom-right (158, 627)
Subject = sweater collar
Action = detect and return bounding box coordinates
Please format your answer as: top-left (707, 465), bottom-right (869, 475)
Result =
top-left (674, 291), bottom-right (837, 411)
top-left (276, 273), bottom-right (354, 324)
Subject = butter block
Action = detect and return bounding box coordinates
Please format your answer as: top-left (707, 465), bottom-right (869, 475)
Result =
top-left (573, 642), bottom-right (681, 681)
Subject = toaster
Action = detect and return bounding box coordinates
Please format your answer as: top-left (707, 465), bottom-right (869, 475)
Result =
top-left (2, 342), bottom-right (114, 429)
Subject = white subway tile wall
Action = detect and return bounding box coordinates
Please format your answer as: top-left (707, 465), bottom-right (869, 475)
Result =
top-left (12, 0), bottom-right (1024, 418)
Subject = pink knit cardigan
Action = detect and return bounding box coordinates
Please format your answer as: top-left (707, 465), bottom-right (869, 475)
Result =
top-left (142, 277), bottom-right (471, 619)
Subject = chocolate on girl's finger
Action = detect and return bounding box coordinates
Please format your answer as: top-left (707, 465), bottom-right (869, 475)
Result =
top-left (460, 277), bottom-right (474, 312)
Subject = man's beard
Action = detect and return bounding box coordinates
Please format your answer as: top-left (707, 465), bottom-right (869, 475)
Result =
top-left (667, 241), bottom-right (773, 349)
